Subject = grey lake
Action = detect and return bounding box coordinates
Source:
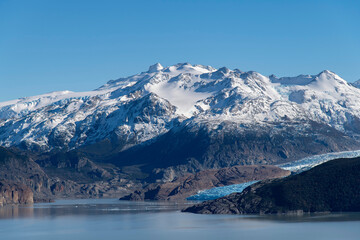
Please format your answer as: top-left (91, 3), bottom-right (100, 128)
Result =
top-left (0, 199), bottom-right (359, 240)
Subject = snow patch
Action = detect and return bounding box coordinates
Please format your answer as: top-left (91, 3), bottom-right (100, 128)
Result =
top-left (145, 81), bottom-right (212, 117)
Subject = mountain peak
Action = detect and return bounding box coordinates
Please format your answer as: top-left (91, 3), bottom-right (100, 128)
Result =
top-left (217, 67), bottom-right (231, 74)
top-left (318, 70), bottom-right (336, 76)
top-left (315, 70), bottom-right (346, 83)
top-left (148, 63), bottom-right (164, 73)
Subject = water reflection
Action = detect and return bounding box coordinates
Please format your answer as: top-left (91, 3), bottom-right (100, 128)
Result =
top-left (0, 199), bottom-right (193, 219)
top-left (0, 204), bottom-right (34, 219)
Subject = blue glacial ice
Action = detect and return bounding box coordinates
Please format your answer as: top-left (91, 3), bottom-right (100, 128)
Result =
top-left (187, 150), bottom-right (360, 201)
top-left (187, 181), bottom-right (258, 201)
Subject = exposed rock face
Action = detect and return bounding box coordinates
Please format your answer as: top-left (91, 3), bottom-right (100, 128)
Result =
top-left (183, 157), bottom-right (360, 214)
top-left (0, 181), bottom-right (33, 206)
top-left (120, 165), bottom-right (290, 201)
top-left (0, 146), bottom-right (51, 201)
top-left (0, 147), bottom-right (138, 201)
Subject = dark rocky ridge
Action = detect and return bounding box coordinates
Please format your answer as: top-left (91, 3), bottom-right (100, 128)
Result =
top-left (120, 165), bottom-right (290, 201)
top-left (106, 120), bottom-right (358, 182)
top-left (183, 157), bottom-right (360, 214)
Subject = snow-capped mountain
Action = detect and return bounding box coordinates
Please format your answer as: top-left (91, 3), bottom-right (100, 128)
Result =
top-left (1, 63), bottom-right (360, 156)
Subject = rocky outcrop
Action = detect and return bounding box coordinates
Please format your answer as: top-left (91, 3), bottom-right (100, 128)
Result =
top-left (183, 157), bottom-right (360, 214)
top-left (0, 181), bottom-right (33, 206)
top-left (120, 165), bottom-right (290, 201)
top-left (0, 147), bottom-right (52, 201)
top-left (0, 147), bottom-right (138, 201)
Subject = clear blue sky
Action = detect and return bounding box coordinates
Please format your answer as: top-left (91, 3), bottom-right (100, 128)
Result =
top-left (1, 0), bottom-right (359, 101)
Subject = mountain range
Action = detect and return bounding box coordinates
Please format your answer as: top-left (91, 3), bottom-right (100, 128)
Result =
top-left (1, 63), bottom-right (360, 183)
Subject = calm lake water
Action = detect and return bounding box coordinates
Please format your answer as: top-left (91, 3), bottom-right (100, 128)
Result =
top-left (0, 199), bottom-right (359, 240)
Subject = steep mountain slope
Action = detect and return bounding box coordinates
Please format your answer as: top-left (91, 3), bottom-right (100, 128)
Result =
top-left (109, 120), bottom-right (356, 181)
top-left (1, 63), bottom-right (360, 182)
top-left (183, 157), bottom-right (360, 214)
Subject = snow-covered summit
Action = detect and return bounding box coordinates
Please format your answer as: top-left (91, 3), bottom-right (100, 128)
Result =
top-left (148, 63), bottom-right (164, 73)
top-left (1, 63), bottom-right (360, 151)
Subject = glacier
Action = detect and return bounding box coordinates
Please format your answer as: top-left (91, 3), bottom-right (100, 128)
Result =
top-left (277, 149), bottom-right (360, 172)
top-left (187, 150), bottom-right (360, 201)
top-left (187, 181), bottom-right (259, 201)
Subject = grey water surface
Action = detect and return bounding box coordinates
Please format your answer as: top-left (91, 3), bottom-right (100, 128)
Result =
top-left (0, 199), bottom-right (359, 240)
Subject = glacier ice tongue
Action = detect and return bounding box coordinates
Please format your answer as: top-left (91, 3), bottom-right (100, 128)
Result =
top-left (277, 149), bottom-right (360, 172)
top-left (187, 181), bottom-right (259, 201)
